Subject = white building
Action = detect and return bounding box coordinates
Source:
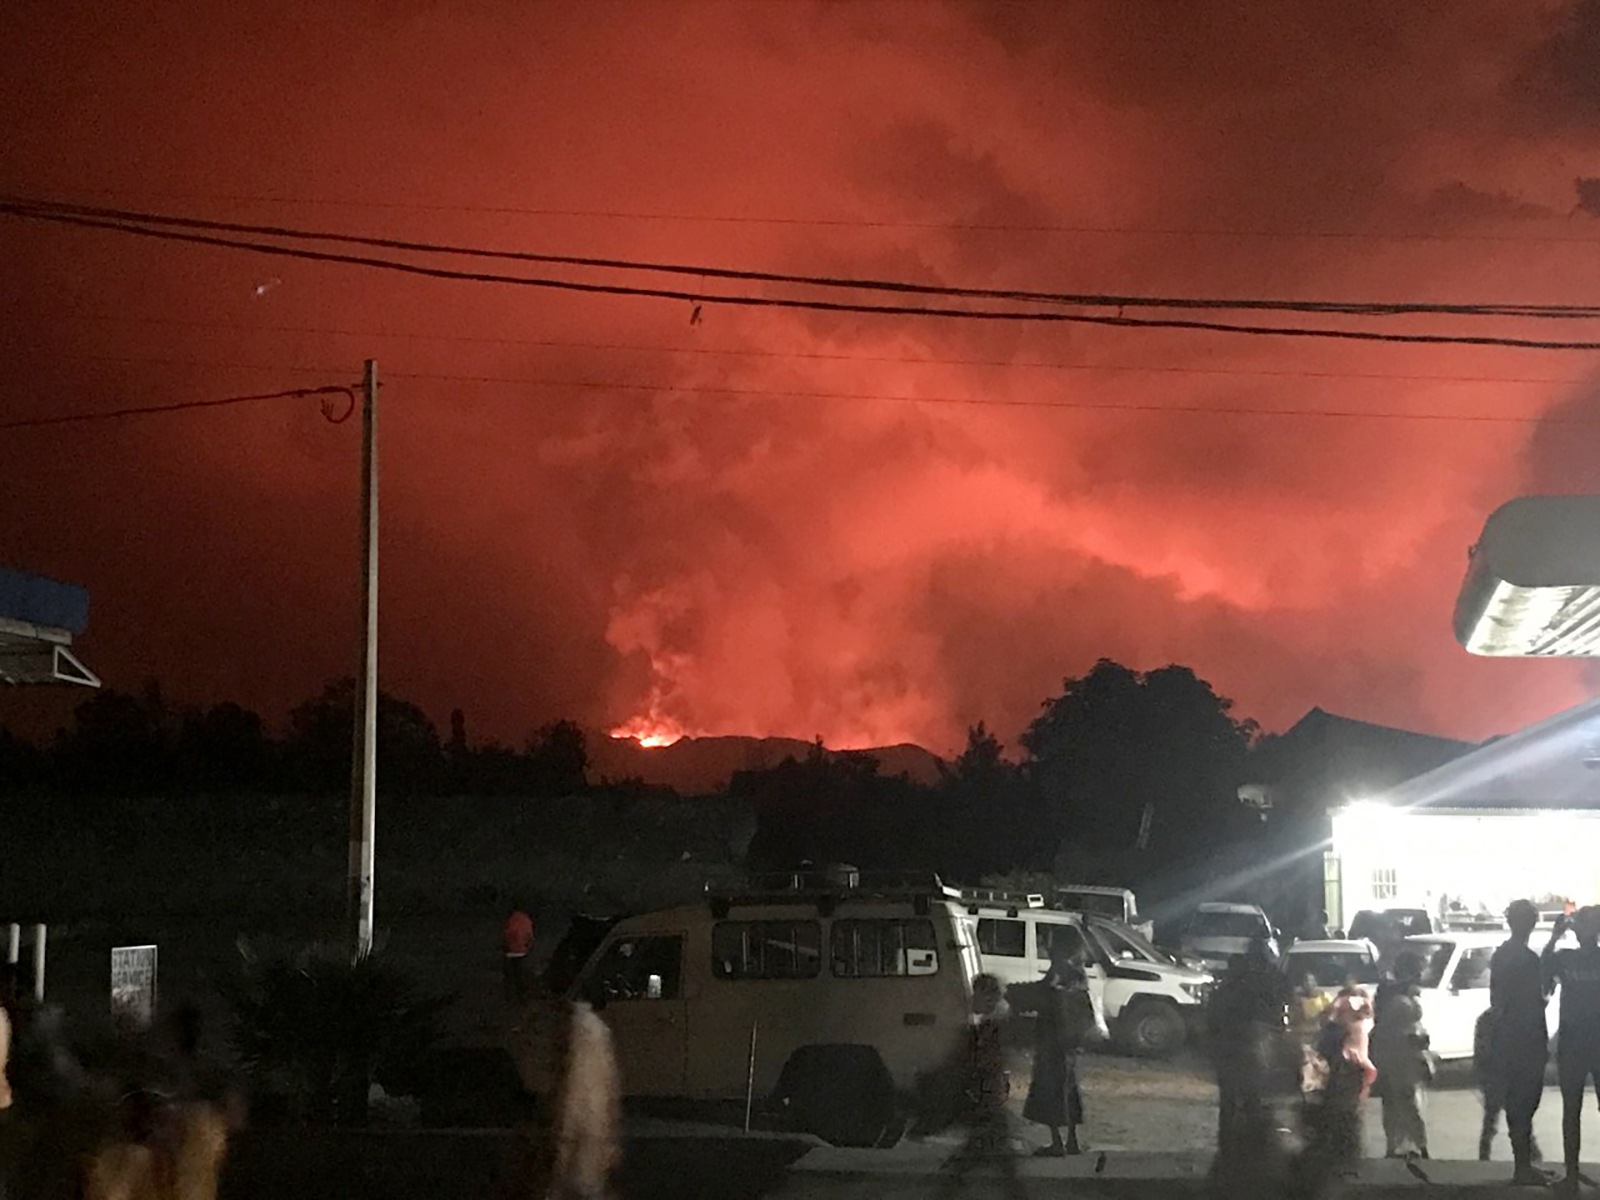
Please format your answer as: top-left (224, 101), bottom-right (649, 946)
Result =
top-left (1326, 694), bottom-right (1600, 932)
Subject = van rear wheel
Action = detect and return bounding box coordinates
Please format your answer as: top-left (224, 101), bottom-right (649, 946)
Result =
top-left (773, 1045), bottom-right (898, 1147)
top-left (1119, 999), bottom-right (1186, 1058)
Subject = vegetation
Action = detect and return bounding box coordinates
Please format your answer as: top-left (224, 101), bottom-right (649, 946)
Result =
top-left (0, 656), bottom-right (1292, 936)
top-left (222, 944), bottom-right (452, 1125)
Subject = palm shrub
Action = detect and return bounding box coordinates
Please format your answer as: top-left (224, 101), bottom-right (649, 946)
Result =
top-left (223, 942), bottom-right (452, 1125)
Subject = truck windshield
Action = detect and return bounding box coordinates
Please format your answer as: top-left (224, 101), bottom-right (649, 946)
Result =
top-left (1191, 911), bottom-right (1268, 938)
top-left (1088, 921), bottom-right (1172, 965)
top-left (1058, 892), bottom-right (1126, 919)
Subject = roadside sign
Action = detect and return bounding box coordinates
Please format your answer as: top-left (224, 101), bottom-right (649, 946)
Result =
top-left (110, 944), bottom-right (158, 1027)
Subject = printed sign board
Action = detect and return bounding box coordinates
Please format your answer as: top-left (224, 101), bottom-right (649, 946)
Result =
top-left (110, 944), bottom-right (158, 1027)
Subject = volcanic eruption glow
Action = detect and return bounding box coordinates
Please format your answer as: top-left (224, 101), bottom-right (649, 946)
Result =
top-left (2, 1), bottom-right (1595, 757)
top-left (608, 717), bottom-right (687, 749)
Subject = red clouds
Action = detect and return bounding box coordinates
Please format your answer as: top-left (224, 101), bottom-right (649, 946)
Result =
top-left (2, 1), bottom-right (1596, 754)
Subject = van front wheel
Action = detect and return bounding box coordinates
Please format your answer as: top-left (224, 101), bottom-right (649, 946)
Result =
top-left (1118, 999), bottom-right (1186, 1058)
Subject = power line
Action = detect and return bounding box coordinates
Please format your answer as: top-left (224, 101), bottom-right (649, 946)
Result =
top-left (31, 185), bottom-right (1600, 246)
top-left (7, 196), bottom-right (1600, 320)
top-left (0, 383), bottom-right (355, 430)
top-left (10, 206), bottom-right (1600, 352)
top-left (50, 309), bottom-right (1595, 387)
top-left (62, 354), bottom-right (1588, 425)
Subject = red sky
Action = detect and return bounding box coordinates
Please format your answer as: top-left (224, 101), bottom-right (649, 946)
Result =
top-left (6, 0), bottom-right (1600, 755)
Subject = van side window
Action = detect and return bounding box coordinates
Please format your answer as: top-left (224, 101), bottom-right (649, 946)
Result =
top-left (831, 919), bottom-right (939, 978)
top-left (976, 918), bottom-right (1026, 958)
top-left (582, 934), bottom-right (683, 1003)
top-left (1037, 922), bottom-right (1089, 965)
top-left (712, 921), bottom-right (822, 980)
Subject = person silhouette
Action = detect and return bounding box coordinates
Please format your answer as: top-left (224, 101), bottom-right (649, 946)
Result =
top-left (1543, 904), bottom-right (1600, 1189)
top-left (1485, 898), bottom-right (1552, 1184)
top-left (1371, 951), bottom-right (1431, 1160)
top-left (938, 974), bottom-right (1025, 1200)
top-left (1207, 937), bottom-right (1288, 1189)
top-left (1023, 931), bottom-right (1096, 1157)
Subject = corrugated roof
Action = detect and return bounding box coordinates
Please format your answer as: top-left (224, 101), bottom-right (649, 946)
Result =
top-left (1383, 692), bottom-right (1600, 811)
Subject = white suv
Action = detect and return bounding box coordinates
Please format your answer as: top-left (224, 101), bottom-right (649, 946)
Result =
top-left (959, 896), bottom-right (1212, 1057)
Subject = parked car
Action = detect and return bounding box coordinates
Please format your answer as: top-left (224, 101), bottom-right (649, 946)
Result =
top-left (1180, 902), bottom-right (1278, 974)
top-left (1401, 930), bottom-right (1502, 1059)
top-left (958, 890), bottom-right (1212, 1057)
top-left (513, 871), bottom-right (980, 1146)
top-left (1054, 885), bottom-right (1155, 942)
top-left (1280, 938), bottom-right (1381, 999)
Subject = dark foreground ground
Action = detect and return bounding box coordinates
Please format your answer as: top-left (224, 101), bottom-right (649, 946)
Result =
top-left (219, 1129), bottom-right (1600, 1200)
top-left (221, 1129), bottom-right (811, 1200)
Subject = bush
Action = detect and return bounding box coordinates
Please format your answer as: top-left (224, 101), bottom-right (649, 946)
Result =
top-left (222, 943), bottom-right (452, 1125)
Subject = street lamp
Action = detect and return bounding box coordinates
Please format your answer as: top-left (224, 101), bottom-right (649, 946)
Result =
top-left (1455, 495), bottom-right (1600, 657)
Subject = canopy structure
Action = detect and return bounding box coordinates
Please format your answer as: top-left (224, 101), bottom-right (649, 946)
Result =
top-left (1455, 495), bottom-right (1600, 656)
top-left (0, 567), bottom-right (99, 687)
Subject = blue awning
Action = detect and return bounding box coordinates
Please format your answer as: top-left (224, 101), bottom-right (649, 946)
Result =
top-left (0, 567), bottom-right (89, 635)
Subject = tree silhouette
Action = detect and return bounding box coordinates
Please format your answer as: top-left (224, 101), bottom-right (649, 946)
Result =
top-left (284, 678), bottom-right (444, 796)
top-left (738, 744), bottom-right (933, 871)
top-left (524, 719), bottom-right (588, 796)
top-left (934, 723), bottom-right (1044, 879)
top-left (174, 701), bottom-right (274, 792)
top-left (51, 681), bottom-right (173, 793)
top-left (1022, 659), bottom-right (1256, 869)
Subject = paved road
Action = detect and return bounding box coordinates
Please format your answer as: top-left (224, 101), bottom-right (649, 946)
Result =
top-left (1026, 1051), bottom-right (1600, 1164)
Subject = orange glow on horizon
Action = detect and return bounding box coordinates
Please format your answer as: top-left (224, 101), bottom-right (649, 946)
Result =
top-left (608, 717), bottom-right (687, 749)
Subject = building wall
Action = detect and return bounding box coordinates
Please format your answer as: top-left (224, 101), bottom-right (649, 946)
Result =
top-left (1328, 807), bottom-right (1600, 929)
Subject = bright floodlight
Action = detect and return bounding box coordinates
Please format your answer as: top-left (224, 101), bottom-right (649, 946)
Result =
top-left (1455, 495), bottom-right (1600, 657)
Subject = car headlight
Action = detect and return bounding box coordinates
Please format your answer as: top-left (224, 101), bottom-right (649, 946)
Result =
top-left (1180, 982), bottom-right (1209, 1002)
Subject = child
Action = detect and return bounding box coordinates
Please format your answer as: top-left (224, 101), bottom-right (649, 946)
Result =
top-left (1370, 953), bottom-right (1431, 1160)
top-left (939, 974), bottom-right (1024, 1200)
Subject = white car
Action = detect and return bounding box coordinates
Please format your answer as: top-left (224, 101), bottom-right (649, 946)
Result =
top-left (960, 895), bottom-right (1213, 1057)
top-left (1401, 931), bottom-right (1505, 1060)
top-left (1281, 938), bottom-right (1381, 1000)
top-left (1180, 902), bottom-right (1279, 974)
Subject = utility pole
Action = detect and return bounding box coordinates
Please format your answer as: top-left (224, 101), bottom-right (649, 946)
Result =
top-left (347, 359), bottom-right (379, 962)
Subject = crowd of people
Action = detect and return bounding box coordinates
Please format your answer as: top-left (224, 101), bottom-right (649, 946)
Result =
top-left (0, 948), bottom-right (625, 1200)
top-left (928, 898), bottom-right (1600, 1196)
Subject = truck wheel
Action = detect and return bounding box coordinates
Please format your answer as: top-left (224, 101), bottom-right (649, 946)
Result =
top-left (1119, 999), bottom-right (1186, 1058)
top-left (773, 1044), bottom-right (898, 1147)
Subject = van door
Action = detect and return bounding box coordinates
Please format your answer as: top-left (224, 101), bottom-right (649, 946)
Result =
top-left (579, 932), bottom-right (688, 1096)
top-left (1036, 920), bottom-right (1111, 1018)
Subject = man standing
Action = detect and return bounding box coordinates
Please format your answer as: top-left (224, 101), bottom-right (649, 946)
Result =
top-left (1544, 905), bottom-right (1600, 1189)
top-left (503, 902), bottom-right (536, 1009)
top-left (1484, 899), bottom-right (1550, 1182)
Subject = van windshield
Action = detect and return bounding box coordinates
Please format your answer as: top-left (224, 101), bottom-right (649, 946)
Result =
top-left (1058, 892), bottom-right (1126, 919)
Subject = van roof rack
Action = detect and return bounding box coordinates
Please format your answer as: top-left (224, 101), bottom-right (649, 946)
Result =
top-left (704, 869), bottom-right (949, 908)
top-left (947, 886), bottom-right (1046, 909)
